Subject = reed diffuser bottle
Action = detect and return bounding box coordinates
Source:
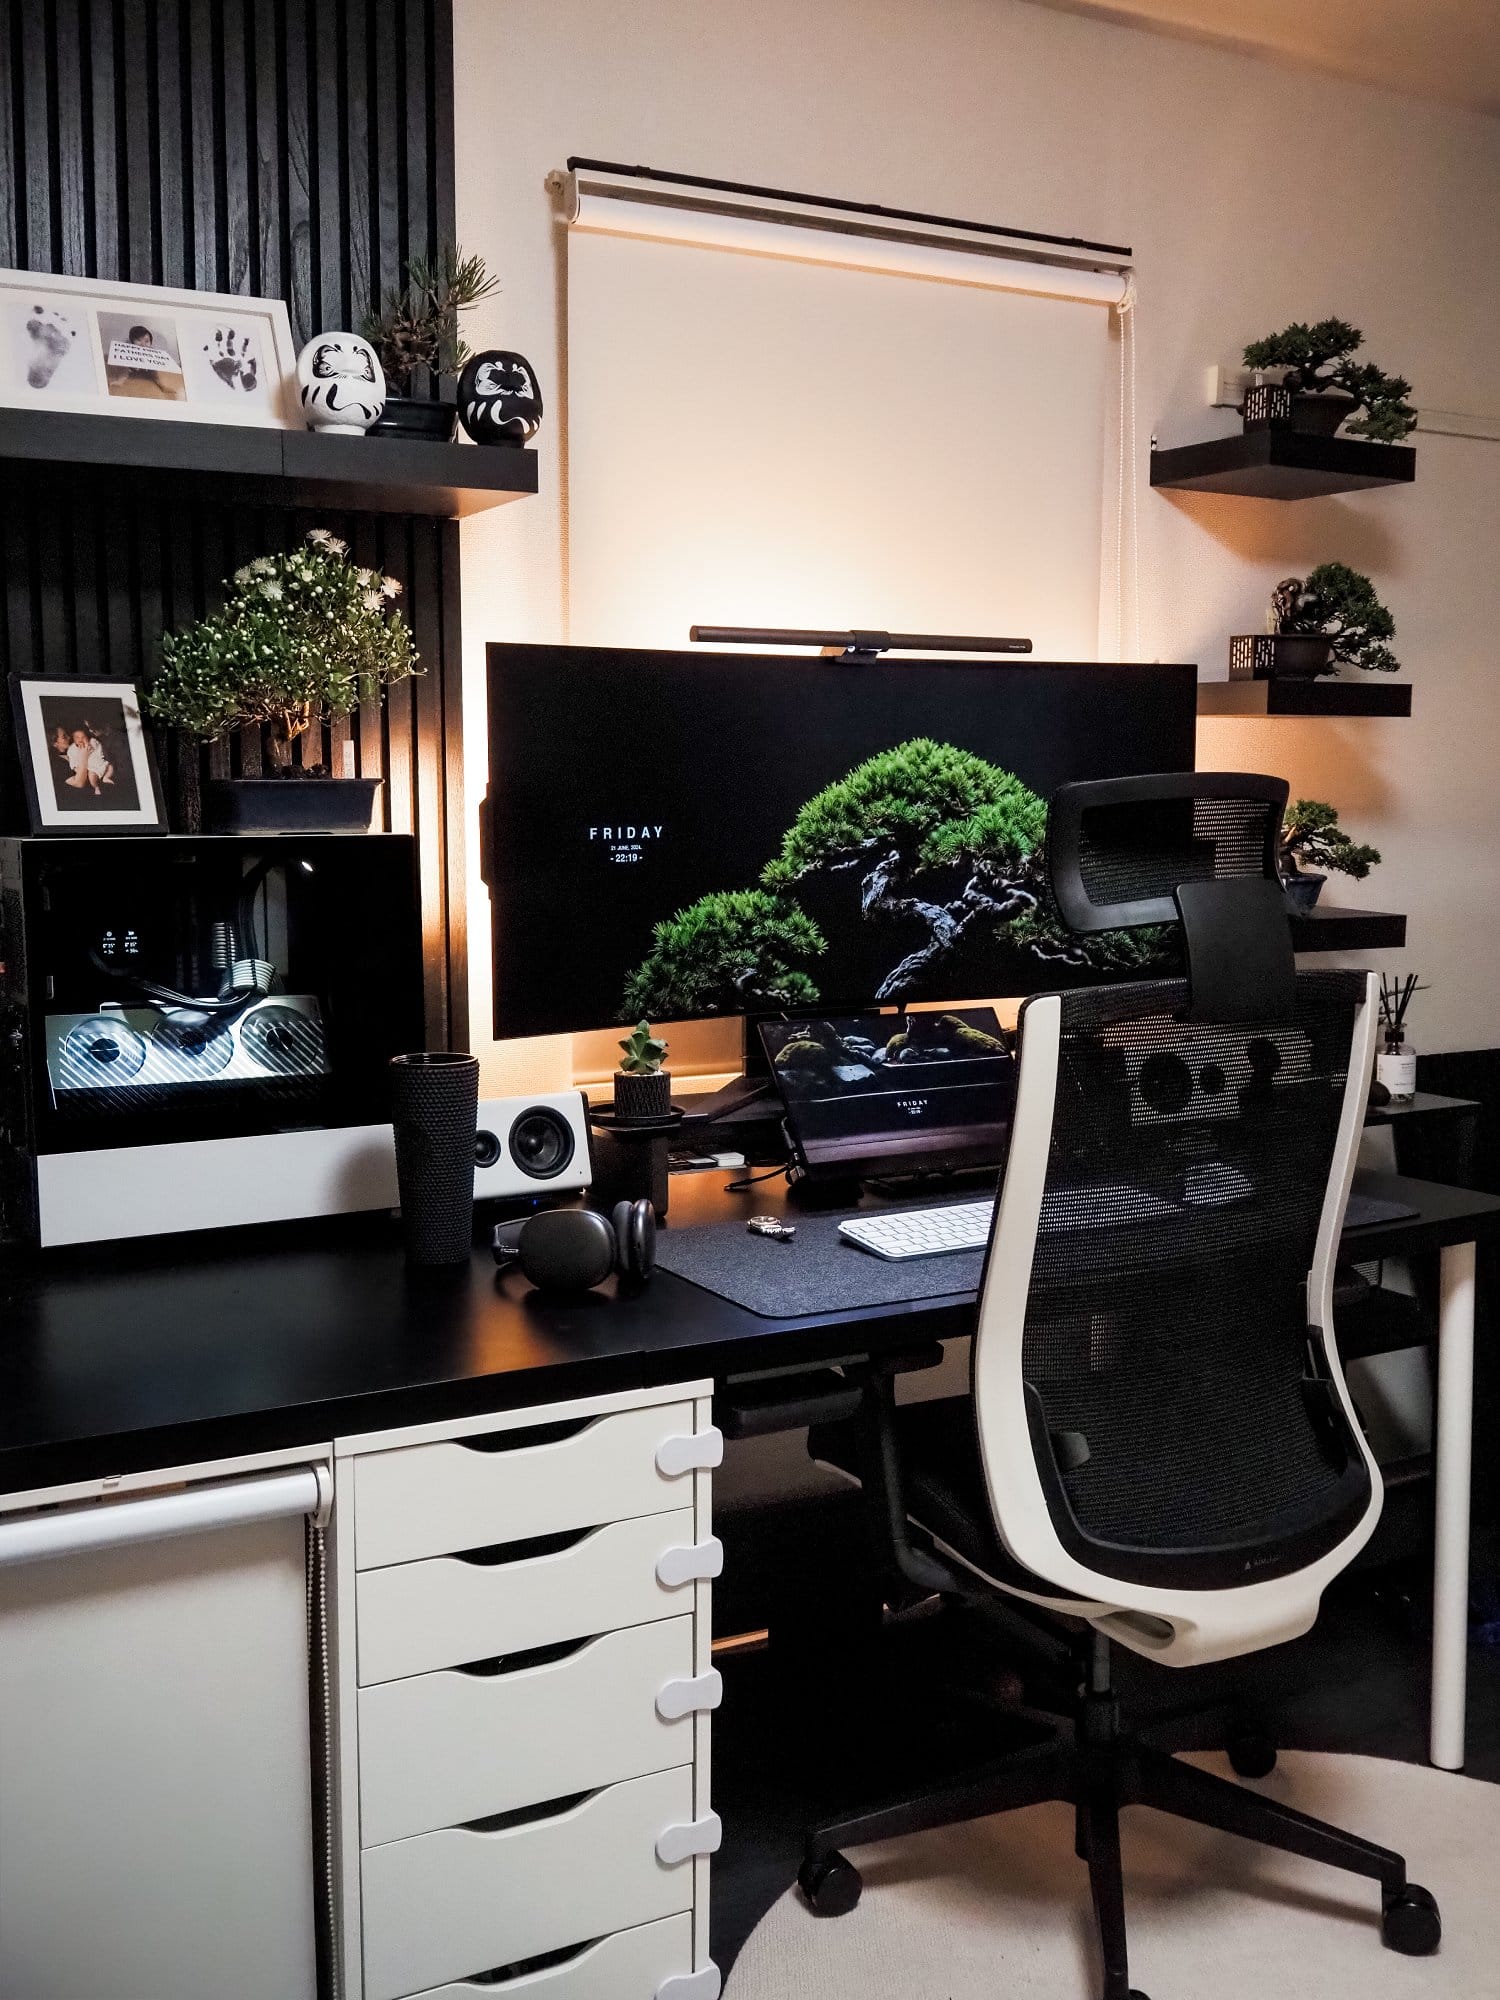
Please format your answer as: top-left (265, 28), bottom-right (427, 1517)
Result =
top-left (1376, 973), bottom-right (1423, 1103)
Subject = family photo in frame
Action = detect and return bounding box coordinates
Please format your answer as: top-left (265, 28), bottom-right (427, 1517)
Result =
top-left (9, 676), bottom-right (167, 834)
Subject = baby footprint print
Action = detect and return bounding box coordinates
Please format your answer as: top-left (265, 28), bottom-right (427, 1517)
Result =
top-left (205, 327), bottom-right (258, 393)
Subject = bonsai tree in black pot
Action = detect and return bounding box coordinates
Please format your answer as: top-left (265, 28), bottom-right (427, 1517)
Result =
top-left (613, 1020), bottom-right (673, 1124)
top-left (1278, 798), bottom-right (1381, 910)
top-left (362, 245), bottom-right (499, 440)
top-left (1241, 319), bottom-right (1416, 442)
top-left (1266, 563), bottom-right (1401, 677)
top-left (148, 529), bottom-right (418, 831)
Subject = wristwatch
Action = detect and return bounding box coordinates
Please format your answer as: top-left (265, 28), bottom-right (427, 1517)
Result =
top-left (747, 1215), bottom-right (796, 1242)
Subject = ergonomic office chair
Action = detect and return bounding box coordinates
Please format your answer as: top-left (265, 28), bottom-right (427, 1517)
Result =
top-left (800, 773), bottom-right (1441, 2000)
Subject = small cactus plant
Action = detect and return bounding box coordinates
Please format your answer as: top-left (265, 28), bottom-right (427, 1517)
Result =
top-left (613, 1021), bottom-right (673, 1124)
top-left (617, 1021), bottom-right (669, 1075)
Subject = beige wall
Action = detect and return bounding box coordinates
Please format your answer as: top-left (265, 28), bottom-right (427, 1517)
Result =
top-left (454, 0), bottom-right (1500, 1085)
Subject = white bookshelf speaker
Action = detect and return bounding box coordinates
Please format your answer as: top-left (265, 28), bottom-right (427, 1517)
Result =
top-left (473, 1090), bottom-right (593, 1202)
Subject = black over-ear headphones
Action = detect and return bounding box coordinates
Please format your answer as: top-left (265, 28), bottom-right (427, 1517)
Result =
top-left (492, 1198), bottom-right (656, 1293)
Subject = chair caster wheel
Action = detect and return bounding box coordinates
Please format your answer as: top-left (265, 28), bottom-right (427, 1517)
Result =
top-left (1382, 1882), bottom-right (1441, 1956)
top-left (1226, 1730), bottom-right (1277, 1779)
top-left (799, 1850), bottom-right (862, 1916)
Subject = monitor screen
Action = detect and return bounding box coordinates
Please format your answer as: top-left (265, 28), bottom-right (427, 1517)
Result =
top-left (761, 1006), bottom-right (1014, 1177)
top-left (486, 644), bottom-right (1197, 1040)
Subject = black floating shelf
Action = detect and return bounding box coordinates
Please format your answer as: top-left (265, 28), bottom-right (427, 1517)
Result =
top-left (1290, 907), bottom-right (1406, 952)
top-left (1151, 430), bottom-right (1415, 500)
top-left (1198, 679), bottom-right (1412, 718)
top-left (0, 408), bottom-right (537, 519)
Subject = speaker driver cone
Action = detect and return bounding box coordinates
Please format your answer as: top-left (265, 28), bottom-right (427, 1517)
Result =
top-left (510, 1105), bottom-right (576, 1180)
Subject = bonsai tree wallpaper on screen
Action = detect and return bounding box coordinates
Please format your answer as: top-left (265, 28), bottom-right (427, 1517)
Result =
top-left (486, 647), bottom-right (1196, 1039)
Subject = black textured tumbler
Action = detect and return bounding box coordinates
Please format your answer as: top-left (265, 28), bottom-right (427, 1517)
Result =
top-left (390, 1051), bottom-right (481, 1265)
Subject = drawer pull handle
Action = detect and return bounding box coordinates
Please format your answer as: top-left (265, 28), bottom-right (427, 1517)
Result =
top-left (656, 1810), bottom-right (722, 1865)
top-left (657, 1967), bottom-right (723, 2000)
top-left (657, 1668), bottom-right (724, 1720)
top-left (656, 1426), bottom-right (725, 1477)
top-left (657, 1537), bottom-right (724, 1588)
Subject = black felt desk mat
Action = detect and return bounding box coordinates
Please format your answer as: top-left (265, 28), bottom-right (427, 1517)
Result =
top-left (653, 1201), bottom-right (985, 1318)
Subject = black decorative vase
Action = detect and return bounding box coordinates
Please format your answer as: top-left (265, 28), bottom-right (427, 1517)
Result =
top-left (370, 395), bottom-right (456, 442)
top-left (390, 1051), bottom-right (480, 1265)
top-left (613, 1070), bottom-right (673, 1124)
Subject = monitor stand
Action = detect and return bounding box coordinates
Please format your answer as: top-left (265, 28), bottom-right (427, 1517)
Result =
top-left (676, 1015), bottom-right (779, 1126)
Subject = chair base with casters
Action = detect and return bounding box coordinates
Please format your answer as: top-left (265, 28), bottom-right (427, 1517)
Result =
top-left (798, 1375), bottom-right (1442, 2000)
top-left (799, 1628), bottom-right (1439, 2000)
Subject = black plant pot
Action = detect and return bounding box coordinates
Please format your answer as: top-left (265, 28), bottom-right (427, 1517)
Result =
top-left (1265, 634), bottom-right (1335, 678)
top-left (370, 395), bottom-right (457, 443)
top-left (1281, 871), bottom-right (1327, 912)
top-left (613, 1070), bottom-right (673, 1124)
top-left (390, 1051), bottom-right (480, 1265)
top-left (1290, 393), bottom-right (1357, 437)
top-left (203, 777), bottom-right (381, 833)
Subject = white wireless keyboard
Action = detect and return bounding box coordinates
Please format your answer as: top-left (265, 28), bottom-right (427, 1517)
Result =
top-left (839, 1201), bottom-right (995, 1261)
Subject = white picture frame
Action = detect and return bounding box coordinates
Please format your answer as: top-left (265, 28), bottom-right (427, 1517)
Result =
top-left (0, 268), bottom-right (299, 428)
top-left (10, 675), bottom-right (169, 834)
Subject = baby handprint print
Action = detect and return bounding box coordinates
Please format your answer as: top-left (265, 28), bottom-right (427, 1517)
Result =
top-left (203, 326), bottom-right (259, 394)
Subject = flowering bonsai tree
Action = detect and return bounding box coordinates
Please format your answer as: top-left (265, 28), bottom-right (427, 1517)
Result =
top-left (1270, 562), bottom-right (1400, 675)
top-left (148, 529), bottom-right (417, 769)
top-left (1241, 319), bottom-right (1416, 442)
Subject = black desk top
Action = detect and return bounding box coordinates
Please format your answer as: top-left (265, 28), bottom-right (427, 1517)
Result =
top-left (2, 1167), bottom-right (1497, 1497)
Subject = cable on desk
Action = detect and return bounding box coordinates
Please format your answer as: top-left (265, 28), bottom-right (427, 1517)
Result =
top-left (725, 1164), bottom-right (790, 1194)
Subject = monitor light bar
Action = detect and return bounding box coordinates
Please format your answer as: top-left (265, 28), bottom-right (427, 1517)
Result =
top-left (689, 626), bottom-right (1033, 660)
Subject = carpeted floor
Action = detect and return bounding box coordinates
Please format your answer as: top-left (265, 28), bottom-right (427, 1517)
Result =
top-left (725, 1750), bottom-right (1492, 1998)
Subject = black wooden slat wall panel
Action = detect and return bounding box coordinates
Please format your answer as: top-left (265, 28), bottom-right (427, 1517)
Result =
top-left (0, 0), bottom-right (466, 1047)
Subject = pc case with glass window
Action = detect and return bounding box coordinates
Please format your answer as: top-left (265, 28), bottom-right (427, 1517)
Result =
top-left (0, 834), bottom-right (425, 1246)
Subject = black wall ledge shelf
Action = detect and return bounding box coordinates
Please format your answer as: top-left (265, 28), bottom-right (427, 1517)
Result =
top-left (1198, 679), bottom-right (1412, 718)
top-left (0, 408), bottom-right (537, 519)
top-left (1291, 908), bottom-right (1406, 952)
top-left (1151, 430), bottom-right (1415, 500)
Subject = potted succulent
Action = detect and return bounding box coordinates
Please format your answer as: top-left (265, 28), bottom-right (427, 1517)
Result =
top-left (1278, 798), bottom-right (1381, 911)
top-left (148, 529), bottom-right (418, 831)
top-left (1241, 319), bottom-right (1416, 442)
top-left (1272, 564), bottom-right (1408, 680)
top-left (361, 245), bottom-right (499, 441)
top-left (613, 1020), bottom-right (673, 1124)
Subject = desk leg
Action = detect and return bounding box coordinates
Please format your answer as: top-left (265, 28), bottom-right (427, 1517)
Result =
top-left (1430, 1240), bottom-right (1475, 1771)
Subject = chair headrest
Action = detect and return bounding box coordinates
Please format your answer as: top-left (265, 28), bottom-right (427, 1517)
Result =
top-left (1048, 773), bottom-right (1294, 1024)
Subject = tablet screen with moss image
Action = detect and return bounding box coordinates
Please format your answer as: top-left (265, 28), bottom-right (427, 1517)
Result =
top-left (485, 646), bottom-right (1195, 1040)
top-left (761, 1007), bottom-right (1015, 1171)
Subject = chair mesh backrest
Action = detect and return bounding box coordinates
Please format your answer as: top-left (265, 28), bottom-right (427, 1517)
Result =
top-left (1012, 967), bottom-right (1370, 1587)
top-left (1075, 794), bottom-right (1280, 911)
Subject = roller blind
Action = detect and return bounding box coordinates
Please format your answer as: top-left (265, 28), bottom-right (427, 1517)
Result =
top-left (565, 204), bottom-right (1129, 658)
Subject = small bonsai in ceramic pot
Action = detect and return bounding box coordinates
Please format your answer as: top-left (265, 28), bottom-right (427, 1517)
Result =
top-left (362, 245), bottom-right (498, 441)
top-left (613, 1020), bottom-right (672, 1124)
top-left (1267, 563), bottom-right (1400, 678)
top-left (1278, 798), bottom-right (1381, 911)
top-left (1241, 320), bottom-right (1416, 442)
top-left (148, 529), bottom-right (417, 831)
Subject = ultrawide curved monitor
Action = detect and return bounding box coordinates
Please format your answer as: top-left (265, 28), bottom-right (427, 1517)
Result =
top-left (485, 643), bottom-right (1197, 1041)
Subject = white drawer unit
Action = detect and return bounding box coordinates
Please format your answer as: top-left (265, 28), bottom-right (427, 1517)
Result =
top-left (359, 1617), bottom-right (697, 1845)
top-left (356, 1507), bottom-right (699, 1685)
top-left (333, 1383), bottom-right (721, 2000)
top-left (352, 1401), bottom-right (697, 1568)
top-left (400, 1913), bottom-right (694, 1997)
top-left (361, 1767), bottom-right (696, 2000)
